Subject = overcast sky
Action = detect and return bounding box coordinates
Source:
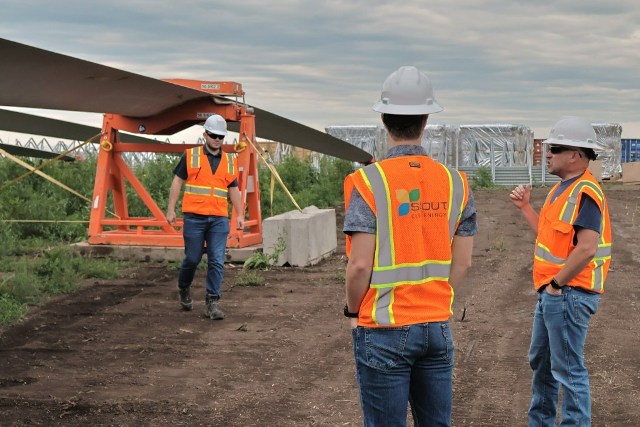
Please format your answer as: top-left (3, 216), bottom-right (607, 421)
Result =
top-left (1, 0), bottom-right (639, 144)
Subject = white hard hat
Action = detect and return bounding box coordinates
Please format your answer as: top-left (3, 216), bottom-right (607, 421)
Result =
top-left (203, 114), bottom-right (227, 136)
top-left (372, 66), bottom-right (443, 115)
top-left (543, 116), bottom-right (597, 149)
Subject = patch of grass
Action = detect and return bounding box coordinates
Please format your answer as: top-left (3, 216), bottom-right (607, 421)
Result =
top-left (2, 261), bottom-right (43, 304)
top-left (166, 260), bottom-right (181, 271)
top-left (0, 256), bottom-right (20, 272)
top-left (77, 258), bottom-right (124, 280)
top-left (492, 234), bottom-right (507, 252)
top-left (0, 245), bottom-right (127, 327)
top-left (37, 247), bottom-right (82, 294)
top-left (235, 271), bottom-right (266, 287)
top-left (0, 294), bottom-right (27, 326)
top-left (36, 247), bottom-right (125, 294)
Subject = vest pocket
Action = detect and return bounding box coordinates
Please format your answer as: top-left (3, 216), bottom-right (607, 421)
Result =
top-left (188, 196), bottom-right (206, 204)
top-left (550, 219), bottom-right (573, 234)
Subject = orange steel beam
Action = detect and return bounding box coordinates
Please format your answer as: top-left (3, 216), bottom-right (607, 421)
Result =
top-left (87, 81), bottom-right (262, 248)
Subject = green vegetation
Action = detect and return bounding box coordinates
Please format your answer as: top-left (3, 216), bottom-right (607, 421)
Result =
top-left (470, 166), bottom-right (497, 189)
top-left (0, 246), bottom-right (125, 326)
top-left (243, 234), bottom-right (287, 270)
top-left (0, 153), bottom-right (355, 327)
top-left (234, 270), bottom-right (266, 287)
top-left (259, 156), bottom-right (355, 216)
top-left (0, 155), bottom-right (163, 327)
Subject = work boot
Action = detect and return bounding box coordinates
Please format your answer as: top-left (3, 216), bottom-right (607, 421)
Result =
top-left (205, 294), bottom-right (225, 320)
top-left (179, 287), bottom-right (192, 311)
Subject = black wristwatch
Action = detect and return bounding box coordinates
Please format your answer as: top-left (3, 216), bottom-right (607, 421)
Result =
top-left (343, 304), bottom-right (359, 318)
top-left (549, 278), bottom-right (563, 290)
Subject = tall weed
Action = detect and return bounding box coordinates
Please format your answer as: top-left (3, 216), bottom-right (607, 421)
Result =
top-left (471, 166), bottom-right (496, 189)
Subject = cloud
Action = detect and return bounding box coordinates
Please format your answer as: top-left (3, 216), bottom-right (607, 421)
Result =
top-left (1, 0), bottom-right (638, 138)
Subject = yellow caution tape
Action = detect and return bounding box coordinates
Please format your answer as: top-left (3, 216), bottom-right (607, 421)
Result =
top-left (244, 135), bottom-right (302, 212)
top-left (0, 133), bottom-right (100, 192)
top-left (0, 147), bottom-right (92, 203)
top-left (0, 133), bottom-right (119, 218)
top-left (270, 173), bottom-right (275, 217)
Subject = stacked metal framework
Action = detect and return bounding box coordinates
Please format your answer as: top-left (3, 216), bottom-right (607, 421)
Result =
top-left (326, 122), bottom-right (623, 185)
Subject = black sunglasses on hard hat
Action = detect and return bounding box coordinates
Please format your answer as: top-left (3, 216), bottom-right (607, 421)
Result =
top-left (206, 131), bottom-right (224, 140)
top-left (548, 145), bottom-right (578, 154)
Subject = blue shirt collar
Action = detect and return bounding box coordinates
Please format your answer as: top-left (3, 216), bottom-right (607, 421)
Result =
top-left (385, 144), bottom-right (427, 159)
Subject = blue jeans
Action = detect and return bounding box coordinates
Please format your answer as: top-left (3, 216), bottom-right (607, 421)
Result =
top-left (351, 322), bottom-right (454, 427)
top-left (528, 286), bottom-right (600, 427)
top-left (178, 214), bottom-right (229, 298)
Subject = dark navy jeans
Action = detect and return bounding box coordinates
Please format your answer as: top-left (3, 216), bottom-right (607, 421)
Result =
top-left (528, 286), bottom-right (600, 426)
top-left (351, 321), bottom-right (455, 427)
top-left (178, 214), bottom-right (229, 298)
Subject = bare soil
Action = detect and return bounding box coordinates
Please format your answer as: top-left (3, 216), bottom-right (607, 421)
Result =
top-left (1, 186), bottom-right (639, 426)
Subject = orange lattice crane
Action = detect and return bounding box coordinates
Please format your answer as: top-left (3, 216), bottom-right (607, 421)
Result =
top-left (88, 80), bottom-right (262, 248)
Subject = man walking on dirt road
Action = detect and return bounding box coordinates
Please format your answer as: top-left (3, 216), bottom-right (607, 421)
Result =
top-left (166, 114), bottom-right (244, 320)
top-left (510, 116), bottom-right (612, 426)
top-left (343, 65), bottom-right (477, 426)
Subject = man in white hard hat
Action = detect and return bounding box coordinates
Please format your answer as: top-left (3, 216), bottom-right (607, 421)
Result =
top-left (166, 114), bottom-right (244, 320)
top-left (343, 66), bottom-right (477, 426)
top-left (510, 116), bottom-right (612, 426)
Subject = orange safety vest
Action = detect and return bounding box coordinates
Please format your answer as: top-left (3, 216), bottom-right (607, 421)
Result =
top-left (533, 169), bottom-right (612, 293)
top-left (344, 156), bottom-right (469, 327)
top-left (182, 146), bottom-right (238, 216)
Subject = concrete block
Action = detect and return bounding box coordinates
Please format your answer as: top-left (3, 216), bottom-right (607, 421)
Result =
top-left (262, 206), bottom-right (337, 267)
top-left (71, 242), bottom-right (184, 262)
top-left (71, 242), bottom-right (260, 264)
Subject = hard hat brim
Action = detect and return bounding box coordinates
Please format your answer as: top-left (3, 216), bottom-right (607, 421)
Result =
top-left (542, 138), bottom-right (598, 149)
top-left (372, 101), bottom-right (443, 115)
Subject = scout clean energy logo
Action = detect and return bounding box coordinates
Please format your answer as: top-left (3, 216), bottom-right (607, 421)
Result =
top-left (396, 189), bottom-right (420, 216)
top-left (396, 188), bottom-right (448, 217)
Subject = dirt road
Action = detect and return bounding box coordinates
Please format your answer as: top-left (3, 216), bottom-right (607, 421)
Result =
top-left (1, 186), bottom-right (639, 426)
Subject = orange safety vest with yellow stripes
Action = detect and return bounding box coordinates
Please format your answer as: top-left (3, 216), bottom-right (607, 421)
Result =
top-left (533, 169), bottom-right (612, 293)
top-left (344, 156), bottom-right (469, 327)
top-left (182, 146), bottom-right (238, 216)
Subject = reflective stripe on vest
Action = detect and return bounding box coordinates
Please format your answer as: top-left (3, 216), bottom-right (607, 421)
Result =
top-left (536, 179), bottom-right (611, 292)
top-left (226, 153), bottom-right (235, 174)
top-left (536, 242), bottom-right (612, 264)
top-left (190, 148), bottom-right (201, 169)
top-left (213, 187), bottom-right (228, 198)
top-left (184, 184), bottom-right (228, 199)
top-left (185, 184), bottom-right (210, 195)
top-left (560, 181), bottom-right (604, 224)
top-left (447, 166), bottom-right (466, 243)
top-left (360, 162), bottom-right (465, 325)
